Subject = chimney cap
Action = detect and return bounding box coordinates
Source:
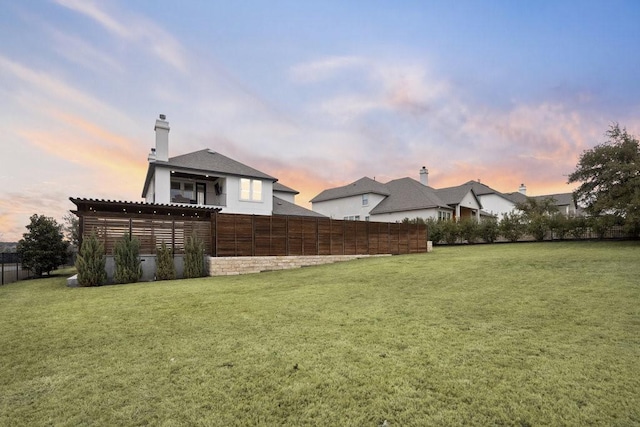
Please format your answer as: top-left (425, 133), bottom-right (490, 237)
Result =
top-left (159, 114), bottom-right (166, 120)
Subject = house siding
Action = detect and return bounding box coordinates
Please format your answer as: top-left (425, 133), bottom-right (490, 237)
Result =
top-left (312, 193), bottom-right (386, 220)
top-left (477, 193), bottom-right (516, 219)
top-left (273, 191), bottom-right (295, 204)
top-left (154, 167), bottom-right (171, 204)
top-left (223, 177), bottom-right (273, 215)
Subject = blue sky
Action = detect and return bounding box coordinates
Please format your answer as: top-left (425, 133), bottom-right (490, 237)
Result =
top-left (1, 0), bottom-right (639, 241)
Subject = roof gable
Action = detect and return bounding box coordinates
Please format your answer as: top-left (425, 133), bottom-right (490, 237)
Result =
top-left (310, 176), bottom-right (390, 203)
top-left (461, 180), bottom-right (502, 196)
top-left (436, 185), bottom-right (481, 207)
top-left (165, 149), bottom-right (276, 180)
top-left (370, 177), bottom-right (451, 214)
top-left (273, 182), bottom-right (299, 194)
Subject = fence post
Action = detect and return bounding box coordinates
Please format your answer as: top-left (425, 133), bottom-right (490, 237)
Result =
top-left (1, 253), bottom-right (4, 286)
top-left (252, 215), bottom-right (256, 257)
top-left (316, 217), bottom-right (320, 255)
top-left (285, 216), bottom-right (289, 256)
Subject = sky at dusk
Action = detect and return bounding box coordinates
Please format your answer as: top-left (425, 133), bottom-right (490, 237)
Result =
top-left (1, 0), bottom-right (639, 241)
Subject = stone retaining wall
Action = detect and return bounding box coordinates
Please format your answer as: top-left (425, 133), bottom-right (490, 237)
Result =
top-left (208, 254), bottom-right (391, 276)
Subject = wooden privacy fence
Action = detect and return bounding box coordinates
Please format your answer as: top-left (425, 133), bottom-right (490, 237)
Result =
top-left (213, 214), bottom-right (427, 256)
top-left (80, 212), bottom-right (428, 257)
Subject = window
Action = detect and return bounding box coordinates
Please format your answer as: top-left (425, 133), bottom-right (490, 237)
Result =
top-left (438, 211), bottom-right (452, 221)
top-left (362, 194), bottom-right (369, 206)
top-left (355, 215), bottom-right (360, 220)
top-left (171, 180), bottom-right (200, 204)
top-left (240, 178), bottom-right (263, 201)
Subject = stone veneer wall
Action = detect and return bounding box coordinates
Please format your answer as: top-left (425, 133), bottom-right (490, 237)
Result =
top-left (208, 254), bottom-right (391, 276)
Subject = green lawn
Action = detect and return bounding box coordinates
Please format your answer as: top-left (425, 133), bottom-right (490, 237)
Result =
top-left (1, 241), bottom-right (639, 426)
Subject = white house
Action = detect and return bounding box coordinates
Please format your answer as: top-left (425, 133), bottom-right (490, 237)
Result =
top-left (311, 166), bottom-right (581, 222)
top-left (310, 170), bottom-right (461, 222)
top-left (142, 115), bottom-right (323, 218)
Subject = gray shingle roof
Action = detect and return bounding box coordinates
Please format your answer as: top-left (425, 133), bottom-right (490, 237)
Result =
top-left (460, 180), bottom-right (502, 196)
top-left (532, 193), bottom-right (574, 207)
top-left (310, 177), bottom-right (390, 203)
top-left (273, 182), bottom-right (299, 194)
top-left (165, 149), bottom-right (276, 180)
top-left (503, 191), bottom-right (529, 204)
top-left (369, 178), bottom-right (451, 214)
top-left (435, 185), bottom-right (481, 207)
top-left (272, 196), bottom-right (326, 217)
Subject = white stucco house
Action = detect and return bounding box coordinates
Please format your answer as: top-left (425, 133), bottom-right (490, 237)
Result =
top-left (311, 166), bottom-right (580, 222)
top-left (142, 115), bottom-right (323, 218)
top-left (310, 168), bottom-right (483, 222)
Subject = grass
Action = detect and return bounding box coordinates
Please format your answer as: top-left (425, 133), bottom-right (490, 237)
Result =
top-left (1, 241), bottom-right (639, 426)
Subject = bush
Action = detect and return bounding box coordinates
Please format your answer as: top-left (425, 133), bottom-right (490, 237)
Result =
top-left (425, 218), bottom-right (444, 244)
top-left (155, 242), bottom-right (176, 281)
top-left (589, 215), bottom-right (618, 239)
top-left (500, 212), bottom-right (525, 242)
top-left (113, 234), bottom-right (142, 284)
top-left (479, 217), bottom-right (499, 243)
top-left (184, 233), bottom-right (205, 279)
top-left (442, 220), bottom-right (460, 244)
top-left (527, 215), bottom-right (550, 241)
top-left (75, 232), bottom-right (107, 287)
top-left (568, 215), bottom-right (588, 239)
top-left (549, 213), bottom-right (570, 240)
top-left (459, 218), bottom-right (480, 243)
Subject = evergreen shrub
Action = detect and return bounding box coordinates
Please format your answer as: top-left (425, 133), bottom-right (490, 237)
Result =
top-left (113, 233), bottom-right (142, 284)
top-left (184, 233), bottom-right (205, 279)
top-left (75, 232), bottom-right (107, 286)
top-left (155, 241), bottom-right (176, 281)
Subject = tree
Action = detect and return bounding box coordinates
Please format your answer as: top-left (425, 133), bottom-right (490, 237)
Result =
top-left (113, 233), bottom-right (142, 284)
top-left (568, 123), bottom-right (640, 236)
top-left (515, 197), bottom-right (559, 241)
top-left (155, 241), bottom-right (176, 281)
top-left (184, 233), bottom-right (205, 278)
top-left (17, 214), bottom-right (69, 276)
top-left (75, 232), bottom-right (107, 286)
top-left (63, 213), bottom-right (80, 248)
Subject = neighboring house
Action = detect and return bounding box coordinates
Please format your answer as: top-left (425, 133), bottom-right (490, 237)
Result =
top-left (311, 171), bottom-right (455, 222)
top-left (456, 180), bottom-right (521, 219)
top-left (142, 115), bottom-right (321, 217)
top-left (504, 190), bottom-right (579, 216)
top-left (533, 193), bottom-right (578, 216)
top-left (311, 167), bottom-right (581, 222)
top-left (434, 184), bottom-right (483, 222)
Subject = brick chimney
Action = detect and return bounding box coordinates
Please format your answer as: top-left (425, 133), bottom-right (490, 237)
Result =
top-left (154, 114), bottom-right (170, 162)
top-left (419, 166), bottom-right (429, 186)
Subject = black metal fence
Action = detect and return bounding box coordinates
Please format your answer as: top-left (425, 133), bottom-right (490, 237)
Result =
top-left (1, 253), bottom-right (32, 285)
